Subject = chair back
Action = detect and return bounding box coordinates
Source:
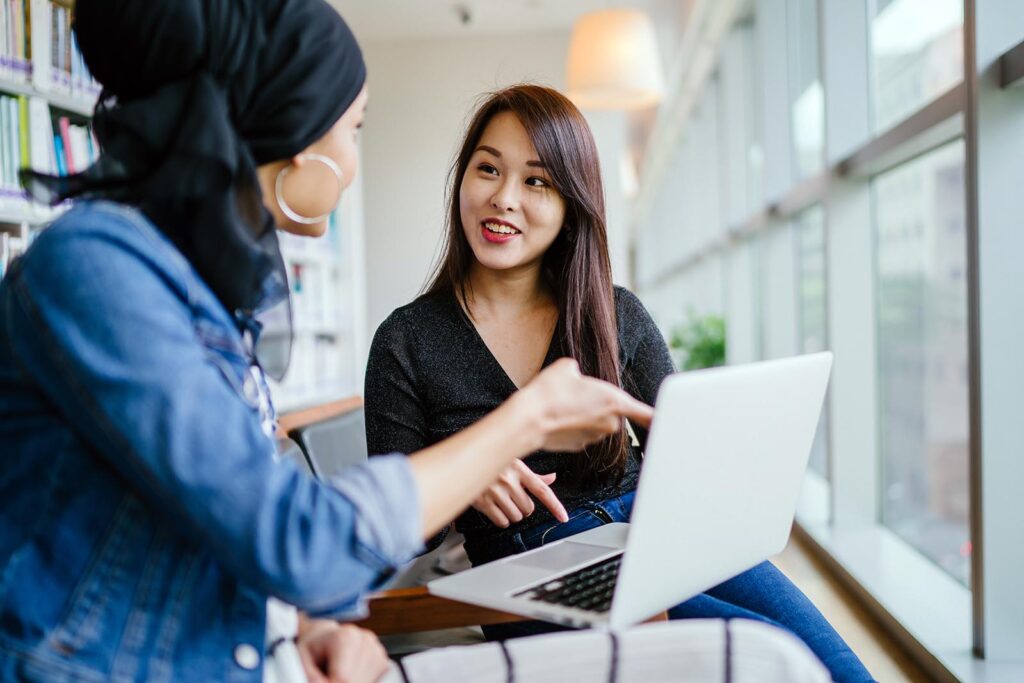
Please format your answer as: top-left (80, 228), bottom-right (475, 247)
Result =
top-left (276, 436), bottom-right (314, 476)
top-left (279, 397), bottom-right (367, 479)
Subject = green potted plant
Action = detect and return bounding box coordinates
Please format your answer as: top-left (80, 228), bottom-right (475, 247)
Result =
top-left (668, 310), bottom-right (726, 371)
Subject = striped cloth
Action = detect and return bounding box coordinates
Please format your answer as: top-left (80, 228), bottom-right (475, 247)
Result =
top-left (382, 620), bottom-right (830, 683)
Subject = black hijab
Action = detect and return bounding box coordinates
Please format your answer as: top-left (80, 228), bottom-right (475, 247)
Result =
top-left (21, 0), bottom-right (366, 317)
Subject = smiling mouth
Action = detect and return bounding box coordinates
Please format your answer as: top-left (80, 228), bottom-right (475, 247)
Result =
top-left (482, 221), bottom-right (521, 235)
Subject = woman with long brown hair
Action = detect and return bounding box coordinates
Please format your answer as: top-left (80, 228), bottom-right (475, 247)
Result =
top-left (365, 84), bottom-right (872, 682)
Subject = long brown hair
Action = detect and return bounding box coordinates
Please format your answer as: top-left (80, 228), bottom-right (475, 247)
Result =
top-left (425, 84), bottom-right (627, 482)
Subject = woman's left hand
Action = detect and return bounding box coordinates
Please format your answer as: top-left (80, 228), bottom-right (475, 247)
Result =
top-left (471, 459), bottom-right (569, 528)
top-left (296, 619), bottom-right (390, 683)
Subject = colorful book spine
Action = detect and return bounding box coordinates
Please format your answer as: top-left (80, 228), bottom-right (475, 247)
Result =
top-left (67, 121), bottom-right (88, 169)
top-left (17, 95), bottom-right (28, 171)
top-left (0, 231), bottom-right (10, 278)
top-left (49, 1), bottom-right (57, 86)
top-left (8, 96), bottom-right (19, 189)
top-left (0, 0), bottom-right (31, 82)
top-left (25, 95), bottom-right (52, 175)
top-left (52, 131), bottom-right (64, 176)
top-left (22, 0), bottom-right (29, 66)
top-left (12, 0), bottom-right (24, 77)
top-left (0, 2), bottom-right (9, 81)
top-left (60, 4), bottom-right (68, 86)
top-left (0, 94), bottom-right (25, 194)
top-left (0, 97), bottom-right (9, 190)
top-left (56, 114), bottom-right (71, 173)
top-left (0, 2), bottom-right (97, 218)
top-left (13, 1), bottom-right (100, 97)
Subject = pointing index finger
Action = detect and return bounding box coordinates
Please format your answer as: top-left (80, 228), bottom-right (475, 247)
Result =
top-left (523, 469), bottom-right (568, 523)
top-left (616, 391), bottom-right (654, 429)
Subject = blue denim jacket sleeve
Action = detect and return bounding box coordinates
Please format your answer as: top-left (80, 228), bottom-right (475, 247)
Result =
top-left (4, 207), bottom-right (423, 619)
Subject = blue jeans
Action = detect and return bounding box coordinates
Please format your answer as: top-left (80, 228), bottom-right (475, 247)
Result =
top-left (468, 491), bottom-right (874, 683)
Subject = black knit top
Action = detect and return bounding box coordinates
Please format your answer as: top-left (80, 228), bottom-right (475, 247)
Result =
top-left (363, 286), bottom-right (675, 548)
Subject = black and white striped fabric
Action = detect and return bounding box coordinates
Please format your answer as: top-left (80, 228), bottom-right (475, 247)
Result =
top-left (382, 620), bottom-right (829, 683)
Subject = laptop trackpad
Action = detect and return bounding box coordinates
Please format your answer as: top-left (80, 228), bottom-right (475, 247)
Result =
top-left (511, 541), bottom-right (615, 571)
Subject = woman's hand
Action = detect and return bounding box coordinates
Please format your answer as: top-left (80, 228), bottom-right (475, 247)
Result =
top-left (296, 619), bottom-right (390, 683)
top-left (407, 358), bottom-right (653, 538)
top-left (472, 459), bottom-right (569, 528)
top-left (515, 358), bottom-right (654, 453)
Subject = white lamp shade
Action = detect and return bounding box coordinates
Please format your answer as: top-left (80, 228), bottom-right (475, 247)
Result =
top-left (567, 9), bottom-right (666, 110)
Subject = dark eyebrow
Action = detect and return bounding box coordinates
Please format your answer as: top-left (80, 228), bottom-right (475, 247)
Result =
top-left (475, 145), bottom-right (546, 168)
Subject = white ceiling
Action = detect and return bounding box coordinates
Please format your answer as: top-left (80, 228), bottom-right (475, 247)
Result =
top-left (331, 0), bottom-right (660, 41)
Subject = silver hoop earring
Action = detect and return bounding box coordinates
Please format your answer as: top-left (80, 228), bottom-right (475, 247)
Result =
top-left (275, 153), bottom-right (344, 225)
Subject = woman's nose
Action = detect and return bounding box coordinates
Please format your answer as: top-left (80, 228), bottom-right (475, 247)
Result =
top-left (490, 179), bottom-right (519, 213)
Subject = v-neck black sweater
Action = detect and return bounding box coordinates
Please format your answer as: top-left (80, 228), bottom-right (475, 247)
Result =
top-left (363, 285), bottom-right (675, 548)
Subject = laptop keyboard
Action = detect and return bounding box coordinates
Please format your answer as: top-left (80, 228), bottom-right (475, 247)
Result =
top-left (513, 554), bottom-right (622, 613)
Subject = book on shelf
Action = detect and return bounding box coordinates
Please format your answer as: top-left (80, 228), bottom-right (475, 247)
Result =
top-left (26, 95), bottom-right (49, 173)
top-left (281, 257), bottom-right (346, 333)
top-left (0, 0), bottom-right (101, 215)
top-left (265, 203), bottom-right (359, 410)
top-left (0, 230), bottom-right (9, 278)
top-left (0, 0), bottom-right (30, 83)
top-left (0, 92), bottom-right (95, 200)
top-left (2, 1), bottom-right (101, 96)
top-left (0, 94), bottom-right (22, 197)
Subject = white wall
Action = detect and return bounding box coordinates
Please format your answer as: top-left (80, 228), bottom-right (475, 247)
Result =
top-left (586, 109), bottom-right (631, 290)
top-left (358, 32), bottom-right (632, 355)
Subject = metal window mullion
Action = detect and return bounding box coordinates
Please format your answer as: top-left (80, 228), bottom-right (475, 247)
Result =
top-left (821, 0), bottom-right (872, 164)
top-left (839, 83), bottom-right (967, 179)
top-left (757, 0), bottom-right (795, 203)
top-left (824, 178), bottom-right (879, 527)
top-left (968, 0), bottom-right (1024, 661)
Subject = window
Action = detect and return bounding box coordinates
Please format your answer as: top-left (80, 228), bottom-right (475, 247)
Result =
top-left (788, 0), bottom-right (824, 178)
top-left (632, 0), bottom-right (1024, 670)
top-left (718, 19), bottom-right (764, 225)
top-left (870, 0), bottom-right (963, 132)
top-left (796, 205), bottom-right (829, 479)
top-left (757, 222), bottom-right (799, 365)
top-left (872, 139), bottom-right (970, 586)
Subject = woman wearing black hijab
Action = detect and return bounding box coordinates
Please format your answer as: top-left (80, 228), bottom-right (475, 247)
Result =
top-left (0, 1), bottom-right (653, 681)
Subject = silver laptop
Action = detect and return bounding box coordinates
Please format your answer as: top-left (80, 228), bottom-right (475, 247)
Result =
top-left (428, 352), bottom-right (833, 630)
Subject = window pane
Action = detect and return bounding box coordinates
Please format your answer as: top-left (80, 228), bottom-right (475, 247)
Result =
top-left (788, 0), bottom-right (825, 178)
top-left (758, 224), bottom-right (798, 361)
top-left (871, 0), bottom-right (963, 132)
top-left (873, 139), bottom-right (970, 586)
top-left (743, 21), bottom-right (764, 212)
top-left (716, 17), bottom-right (764, 225)
top-left (796, 206), bottom-right (829, 479)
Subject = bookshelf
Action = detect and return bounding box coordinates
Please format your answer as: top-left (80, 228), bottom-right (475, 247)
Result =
top-left (267, 148), bottom-right (367, 412)
top-left (0, 0), bottom-right (100, 276)
top-left (0, 0), bottom-right (368, 412)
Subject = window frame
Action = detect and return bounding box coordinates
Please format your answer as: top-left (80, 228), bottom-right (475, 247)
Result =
top-left (631, 0), bottom-right (1024, 676)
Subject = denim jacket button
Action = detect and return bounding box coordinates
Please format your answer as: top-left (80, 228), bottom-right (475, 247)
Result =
top-left (234, 643), bottom-right (261, 670)
top-left (242, 374), bottom-right (259, 404)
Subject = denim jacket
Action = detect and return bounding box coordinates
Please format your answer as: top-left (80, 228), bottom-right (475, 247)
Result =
top-left (0, 201), bottom-right (423, 682)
